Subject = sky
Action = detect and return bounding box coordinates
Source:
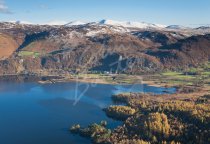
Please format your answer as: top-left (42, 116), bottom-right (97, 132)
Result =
top-left (0, 0), bottom-right (210, 26)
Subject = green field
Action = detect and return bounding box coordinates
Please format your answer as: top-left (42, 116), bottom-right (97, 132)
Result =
top-left (157, 63), bottom-right (210, 86)
top-left (18, 51), bottom-right (40, 58)
top-left (162, 71), bottom-right (195, 79)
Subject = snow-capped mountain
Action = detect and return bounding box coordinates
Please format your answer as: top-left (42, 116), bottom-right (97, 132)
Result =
top-left (9, 20), bottom-right (33, 25)
top-left (98, 19), bottom-right (166, 29)
top-left (195, 26), bottom-right (210, 30)
top-left (41, 19), bottom-right (167, 29)
top-left (3, 19), bottom-right (209, 31)
top-left (166, 25), bottom-right (190, 30)
top-left (1, 20), bottom-right (210, 35)
top-left (65, 21), bottom-right (87, 26)
top-left (45, 20), bottom-right (67, 25)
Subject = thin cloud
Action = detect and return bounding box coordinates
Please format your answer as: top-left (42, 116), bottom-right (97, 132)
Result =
top-left (0, 0), bottom-right (12, 14)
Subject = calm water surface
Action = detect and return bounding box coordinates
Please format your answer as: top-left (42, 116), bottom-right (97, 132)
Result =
top-left (0, 82), bottom-right (175, 144)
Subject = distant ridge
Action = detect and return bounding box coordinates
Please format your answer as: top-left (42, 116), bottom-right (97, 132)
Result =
top-left (1, 20), bottom-right (210, 30)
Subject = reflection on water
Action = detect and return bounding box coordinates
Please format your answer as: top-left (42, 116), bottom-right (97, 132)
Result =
top-left (0, 82), bottom-right (175, 144)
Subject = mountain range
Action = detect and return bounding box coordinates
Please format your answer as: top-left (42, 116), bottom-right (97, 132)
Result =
top-left (0, 20), bottom-right (210, 75)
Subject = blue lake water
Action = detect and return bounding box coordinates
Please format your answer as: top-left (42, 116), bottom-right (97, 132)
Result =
top-left (0, 82), bottom-right (176, 144)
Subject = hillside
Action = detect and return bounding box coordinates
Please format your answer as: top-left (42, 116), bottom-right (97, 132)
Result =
top-left (0, 21), bottom-right (210, 75)
top-left (0, 33), bottom-right (19, 60)
top-left (148, 34), bottom-right (210, 70)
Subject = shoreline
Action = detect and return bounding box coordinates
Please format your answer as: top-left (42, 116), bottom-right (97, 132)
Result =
top-left (1, 74), bottom-right (209, 94)
top-left (0, 74), bottom-right (173, 91)
top-left (0, 73), bottom-right (189, 87)
top-left (37, 75), bottom-right (170, 87)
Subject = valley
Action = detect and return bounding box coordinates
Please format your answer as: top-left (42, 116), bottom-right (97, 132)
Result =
top-left (0, 20), bottom-right (210, 144)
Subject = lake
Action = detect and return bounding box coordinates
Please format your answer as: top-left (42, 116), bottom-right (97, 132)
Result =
top-left (0, 82), bottom-right (176, 144)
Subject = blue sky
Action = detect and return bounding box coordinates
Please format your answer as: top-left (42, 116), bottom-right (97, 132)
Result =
top-left (0, 0), bottom-right (210, 26)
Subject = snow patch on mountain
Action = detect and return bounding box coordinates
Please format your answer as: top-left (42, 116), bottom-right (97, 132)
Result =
top-left (98, 19), bottom-right (166, 29)
top-left (65, 21), bottom-right (86, 26)
top-left (9, 20), bottom-right (33, 25)
top-left (86, 29), bottom-right (107, 37)
top-left (85, 24), bottom-right (130, 37)
top-left (166, 25), bottom-right (190, 30)
top-left (45, 20), bottom-right (67, 25)
top-left (195, 26), bottom-right (210, 30)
